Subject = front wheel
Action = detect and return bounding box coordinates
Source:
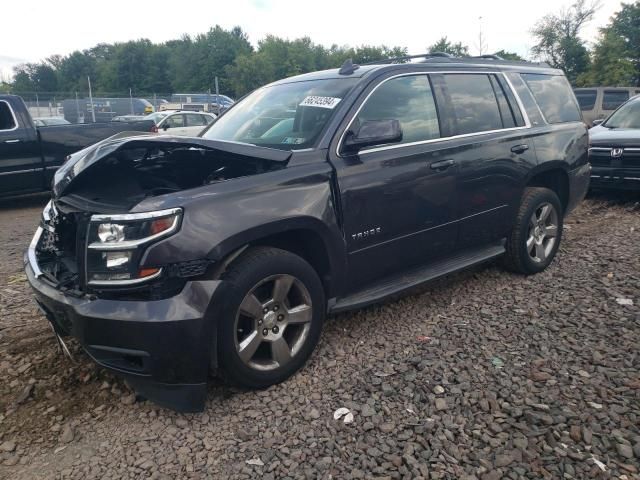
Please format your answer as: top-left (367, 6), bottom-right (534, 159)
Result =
top-left (503, 187), bottom-right (563, 274)
top-left (217, 247), bottom-right (325, 388)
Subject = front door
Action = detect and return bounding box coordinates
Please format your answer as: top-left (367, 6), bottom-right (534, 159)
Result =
top-left (0, 99), bottom-right (43, 195)
top-left (329, 73), bottom-right (459, 288)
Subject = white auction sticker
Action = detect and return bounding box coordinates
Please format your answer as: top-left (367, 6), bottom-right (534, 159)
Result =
top-left (299, 96), bottom-right (341, 109)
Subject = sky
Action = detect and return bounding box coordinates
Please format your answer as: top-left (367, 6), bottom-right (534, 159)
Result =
top-left (0, 0), bottom-right (625, 80)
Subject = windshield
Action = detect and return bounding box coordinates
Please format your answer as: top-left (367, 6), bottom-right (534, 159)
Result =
top-left (144, 112), bottom-right (169, 125)
top-left (604, 98), bottom-right (640, 129)
top-left (201, 78), bottom-right (358, 150)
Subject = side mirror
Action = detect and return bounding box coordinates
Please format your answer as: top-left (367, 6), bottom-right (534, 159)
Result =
top-left (591, 118), bottom-right (604, 126)
top-left (163, 123), bottom-right (170, 130)
top-left (343, 119), bottom-right (403, 153)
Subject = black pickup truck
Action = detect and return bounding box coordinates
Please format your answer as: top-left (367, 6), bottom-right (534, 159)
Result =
top-left (25, 56), bottom-right (590, 411)
top-left (0, 95), bottom-right (155, 197)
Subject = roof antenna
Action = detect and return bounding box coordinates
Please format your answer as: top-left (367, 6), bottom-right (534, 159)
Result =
top-left (339, 58), bottom-right (360, 75)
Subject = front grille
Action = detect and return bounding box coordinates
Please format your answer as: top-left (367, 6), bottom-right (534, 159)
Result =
top-left (36, 203), bottom-right (88, 291)
top-left (589, 147), bottom-right (640, 168)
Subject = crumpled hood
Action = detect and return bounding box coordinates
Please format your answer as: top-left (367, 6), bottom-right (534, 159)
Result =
top-left (52, 132), bottom-right (292, 198)
top-left (589, 125), bottom-right (640, 147)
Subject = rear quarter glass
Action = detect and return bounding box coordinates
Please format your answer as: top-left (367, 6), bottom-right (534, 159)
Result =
top-left (520, 73), bottom-right (581, 124)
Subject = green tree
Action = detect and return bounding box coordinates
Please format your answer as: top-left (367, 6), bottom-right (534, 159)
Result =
top-left (607, 1), bottom-right (640, 85)
top-left (577, 29), bottom-right (635, 86)
top-left (493, 50), bottom-right (525, 61)
top-left (428, 37), bottom-right (469, 57)
top-left (531, 0), bottom-right (597, 83)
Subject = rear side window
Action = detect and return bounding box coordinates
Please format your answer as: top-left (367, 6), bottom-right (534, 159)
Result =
top-left (442, 74), bottom-right (503, 135)
top-left (0, 101), bottom-right (17, 130)
top-left (356, 75), bottom-right (440, 145)
top-left (521, 74), bottom-right (581, 124)
top-left (575, 89), bottom-right (597, 111)
top-left (186, 114), bottom-right (207, 126)
top-left (602, 90), bottom-right (629, 111)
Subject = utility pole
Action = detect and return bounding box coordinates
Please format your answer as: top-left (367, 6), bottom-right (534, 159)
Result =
top-left (129, 88), bottom-right (134, 115)
top-left (477, 16), bottom-right (488, 56)
top-left (75, 91), bottom-right (81, 123)
top-left (87, 76), bottom-right (96, 122)
top-left (214, 76), bottom-right (220, 116)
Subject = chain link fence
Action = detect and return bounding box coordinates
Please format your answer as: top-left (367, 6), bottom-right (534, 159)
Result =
top-left (14, 91), bottom-right (231, 124)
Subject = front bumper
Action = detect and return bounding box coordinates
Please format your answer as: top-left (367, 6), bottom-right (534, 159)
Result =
top-left (590, 166), bottom-right (640, 191)
top-left (25, 250), bottom-right (223, 412)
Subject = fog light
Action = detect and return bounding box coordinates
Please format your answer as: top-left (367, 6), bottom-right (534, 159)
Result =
top-left (98, 223), bottom-right (125, 243)
top-left (104, 251), bottom-right (131, 268)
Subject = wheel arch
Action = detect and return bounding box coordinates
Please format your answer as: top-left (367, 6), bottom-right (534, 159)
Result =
top-left (524, 163), bottom-right (570, 213)
top-left (206, 217), bottom-right (347, 298)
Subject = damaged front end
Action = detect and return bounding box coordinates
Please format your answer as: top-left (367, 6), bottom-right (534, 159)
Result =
top-left (31, 133), bottom-right (290, 299)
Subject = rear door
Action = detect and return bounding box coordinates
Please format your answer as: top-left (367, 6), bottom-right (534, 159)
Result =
top-left (433, 72), bottom-right (538, 248)
top-left (329, 73), bottom-right (459, 288)
top-left (0, 99), bottom-right (43, 195)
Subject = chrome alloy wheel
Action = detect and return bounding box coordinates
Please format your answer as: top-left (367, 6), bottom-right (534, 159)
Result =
top-left (234, 274), bottom-right (313, 371)
top-left (527, 202), bottom-right (559, 263)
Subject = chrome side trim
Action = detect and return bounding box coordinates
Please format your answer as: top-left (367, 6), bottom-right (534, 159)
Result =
top-left (88, 268), bottom-right (163, 286)
top-left (0, 100), bottom-right (20, 132)
top-left (0, 168), bottom-right (34, 176)
top-left (27, 227), bottom-right (44, 278)
top-left (336, 71), bottom-right (532, 158)
top-left (350, 204), bottom-right (508, 255)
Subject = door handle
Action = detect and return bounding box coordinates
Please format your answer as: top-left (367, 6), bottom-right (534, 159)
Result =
top-left (510, 144), bottom-right (529, 154)
top-left (4, 139), bottom-right (21, 144)
top-left (430, 159), bottom-right (456, 170)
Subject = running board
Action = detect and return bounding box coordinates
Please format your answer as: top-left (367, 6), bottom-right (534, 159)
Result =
top-left (329, 241), bottom-right (505, 314)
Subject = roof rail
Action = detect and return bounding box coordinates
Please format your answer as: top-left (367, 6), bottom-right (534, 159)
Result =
top-left (361, 52), bottom-right (454, 65)
top-left (472, 54), bottom-right (504, 60)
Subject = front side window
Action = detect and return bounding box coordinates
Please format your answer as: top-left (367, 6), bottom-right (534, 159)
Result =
top-left (0, 101), bottom-right (17, 130)
top-left (443, 74), bottom-right (503, 135)
top-left (602, 90), bottom-right (629, 111)
top-left (521, 74), bottom-right (581, 123)
top-left (353, 75), bottom-right (440, 146)
top-left (603, 98), bottom-right (640, 129)
top-left (166, 114), bottom-right (185, 128)
top-left (575, 89), bottom-right (597, 111)
top-left (202, 78), bottom-right (358, 150)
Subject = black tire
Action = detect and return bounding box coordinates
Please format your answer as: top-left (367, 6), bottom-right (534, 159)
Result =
top-left (217, 247), bottom-right (325, 388)
top-left (503, 187), bottom-right (563, 274)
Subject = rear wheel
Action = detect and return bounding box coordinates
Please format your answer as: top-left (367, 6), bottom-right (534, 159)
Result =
top-left (217, 247), bottom-right (325, 388)
top-left (504, 187), bottom-right (563, 274)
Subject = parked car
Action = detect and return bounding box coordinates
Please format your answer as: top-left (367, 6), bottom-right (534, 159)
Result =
top-left (147, 110), bottom-right (216, 136)
top-left (111, 115), bottom-right (146, 122)
top-left (0, 95), bottom-right (155, 197)
top-left (62, 97), bottom-right (154, 123)
top-left (588, 94), bottom-right (640, 190)
top-left (26, 55), bottom-right (589, 411)
top-left (574, 87), bottom-right (640, 126)
top-left (33, 117), bottom-right (71, 127)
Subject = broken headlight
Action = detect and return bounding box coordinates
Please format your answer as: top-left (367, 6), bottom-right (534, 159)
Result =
top-left (86, 208), bottom-right (182, 286)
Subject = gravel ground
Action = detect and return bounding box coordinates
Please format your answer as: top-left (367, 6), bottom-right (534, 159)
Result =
top-left (0, 192), bottom-right (639, 480)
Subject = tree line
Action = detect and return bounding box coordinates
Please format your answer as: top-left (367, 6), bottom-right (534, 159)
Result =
top-left (1, 1), bottom-right (638, 100)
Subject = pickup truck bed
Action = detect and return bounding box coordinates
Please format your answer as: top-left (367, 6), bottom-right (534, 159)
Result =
top-left (0, 94), bottom-right (154, 197)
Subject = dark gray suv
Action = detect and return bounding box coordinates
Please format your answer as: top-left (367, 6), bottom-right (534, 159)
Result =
top-left (26, 54), bottom-right (590, 411)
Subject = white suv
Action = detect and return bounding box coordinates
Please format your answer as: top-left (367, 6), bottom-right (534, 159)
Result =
top-left (146, 111), bottom-right (217, 137)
